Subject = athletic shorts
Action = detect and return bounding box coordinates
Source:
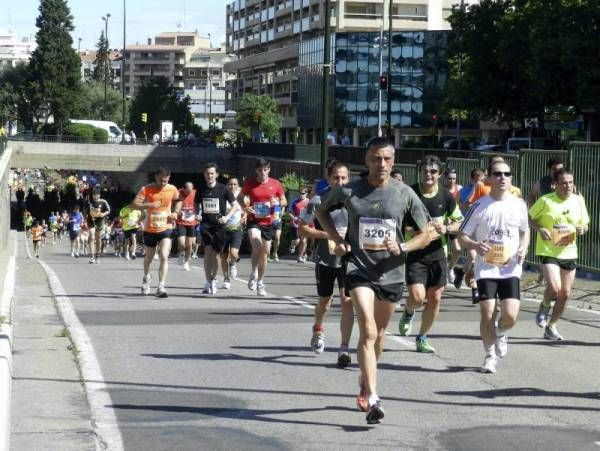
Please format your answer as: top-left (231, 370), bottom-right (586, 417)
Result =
top-left (291, 227), bottom-right (300, 240)
top-left (273, 221), bottom-right (282, 231)
top-left (477, 277), bottom-right (520, 302)
top-left (124, 228), bottom-right (137, 239)
top-left (406, 258), bottom-right (447, 288)
top-left (345, 271), bottom-right (404, 304)
top-left (201, 226), bottom-right (227, 252)
top-left (541, 256), bottom-right (577, 271)
top-left (247, 221), bottom-right (274, 242)
top-left (222, 229), bottom-right (243, 251)
top-left (177, 224), bottom-right (196, 238)
top-left (90, 218), bottom-right (105, 230)
top-left (69, 230), bottom-right (80, 241)
top-left (143, 229), bottom-right (172, 248)
top-left (315, 263), bottom-right (346, 298)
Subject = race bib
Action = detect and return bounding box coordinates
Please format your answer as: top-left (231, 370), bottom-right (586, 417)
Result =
top-left (358, 218), bottom-right (396, 251)
top-left (91, 208), bottom-right (102, 218)
top-left (427, 216), bottom-right (444, 241)
top-left (150, 211), bottom-right (168, 229)
top-left (203, 198), bottom-right (220, 214)
top-left (552, 224), bottom-right (575, 246)
top-left (72, 223), bottom-right (81, 231)
top-left (181, 209), bottom-right (196, 221)
top-left (484, 239), bottom-right (511, 267)
top-left (272, 204), bottom-right (282, 221)
top-left (254, 202), bottom-right (271, 218)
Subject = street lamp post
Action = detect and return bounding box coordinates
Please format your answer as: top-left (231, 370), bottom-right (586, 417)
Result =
top-left (121, 0), bottom-right (126, 142)
top-left (386, 0), bottom-right (393, 139)
top-left (102, 13), bottom-right (111, 121)
top-left (320, 0), bottom-right (332, 174)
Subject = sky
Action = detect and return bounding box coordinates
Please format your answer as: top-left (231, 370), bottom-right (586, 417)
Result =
top-left (2, 0), bottom-right (231, 51)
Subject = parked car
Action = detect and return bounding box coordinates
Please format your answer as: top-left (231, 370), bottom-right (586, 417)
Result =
top-left (442, 138), bottom-right (474, 150)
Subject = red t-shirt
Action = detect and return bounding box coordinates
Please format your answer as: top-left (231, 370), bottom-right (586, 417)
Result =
top-left (176, 188), bottom-right (197, 226)
top-left (241, 177), bottom-right (285, 226)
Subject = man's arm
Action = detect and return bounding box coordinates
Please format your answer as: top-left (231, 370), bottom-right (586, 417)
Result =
top-left (132, 189), bottom-right (159, 210)
top-left (526, 181), bottom-right (541, 207)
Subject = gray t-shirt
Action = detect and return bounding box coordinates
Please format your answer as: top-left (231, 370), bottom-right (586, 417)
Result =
top-left (318, 177), bottom-right (429, 285)
top-left (300, 190), bottom-right (349, 268)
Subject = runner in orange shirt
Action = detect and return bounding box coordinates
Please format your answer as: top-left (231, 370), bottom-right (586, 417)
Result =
top-left (31, 220), bottom-right (43, 258)
top-left (133, 167), bottom-right (182, 298)
top-left (176, 182), bottom-right (198, 271)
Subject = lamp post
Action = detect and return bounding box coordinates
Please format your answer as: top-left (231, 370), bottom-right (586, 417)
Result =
top-left (121, 0), bottom-right (126, 142)
top-left (102, 13), bottom-right (111, 121)
top-left (78, 37), bottom-right (82, 53)
top-left (386, 0), bottom-right (393, 139)
top-left (320, 0), bottom-right (332, 174)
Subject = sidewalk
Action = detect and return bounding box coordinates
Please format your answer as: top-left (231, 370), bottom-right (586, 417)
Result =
top-left (10, 238), bottom-right (96, 450)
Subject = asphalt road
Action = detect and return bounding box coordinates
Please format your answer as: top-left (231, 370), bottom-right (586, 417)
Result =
top-left (27, 237), bottom-right (600, 451)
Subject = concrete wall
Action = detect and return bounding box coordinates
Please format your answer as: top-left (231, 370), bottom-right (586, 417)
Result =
top-left (9, 141), bottom-right (236, 174)
top-left (0, 147), bottom-right (12, 252)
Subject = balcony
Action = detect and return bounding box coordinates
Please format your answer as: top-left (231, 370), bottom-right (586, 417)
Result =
top-left (276, 95), bottom-right (292, 106)
top-left (275, 5), bottom-right (293, 18)
top-left (274, 27), bottom-right (293, 39)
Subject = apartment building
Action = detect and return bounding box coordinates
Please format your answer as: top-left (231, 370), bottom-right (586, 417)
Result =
top-left (224, 0), bottom-right (475, 141)
top-left (0, 29), bottom-right (36, 71)
top-left (123, 32), bottom-right (210, 97)
top-left (79, 49), bottom-right (122, 89)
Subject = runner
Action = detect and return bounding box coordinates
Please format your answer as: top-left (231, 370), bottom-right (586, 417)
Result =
top-left (238, 158), bottom-right (287, 297)
top-left (120, 203), bottom-right (142, 260)
top-left (112, 216), bottom-right (125, 257)
top-left (40, 220), bottom-right (48, 246)
top-left (529, 168), bottom-right (589, 340)
top-left (80, 220), bottom-right (90, 256)
top-left (443, 168), bottom-right (463, 283)
top-left (220, 176), bottom-right (244, 288)
top-left (391, 170), bottom-right (404, 183)
top-left (299, 161), bottom-right (354, 367)
top-left (87, 186), bottom-right (111, 264)
top-left (132, 167), bottom-right (181, 298)
top-left (31, 220), bottom-right (43, 258)
top-left (288, 188), bottom-right (310, 262)
top-left (399, 156), bottom-right (464, 353)
top-left (176, 182), bottom-right (199, 271)
top-left (458, 160), bottom-right (529, 374)
top-left (68, 205), bottom-right (84, 258)
top-left (196, 163), bottom-right (239, 294)
top-left (49, 211), bottom-right (59, 244)
top-left (23, 210), bottom-right (33, 238)
top-left (269, 196), bottom-right (283, 262)
top-left (316, 137), bottom-right (430, 424)
top-left (526, 158), bottom-right (564, 207)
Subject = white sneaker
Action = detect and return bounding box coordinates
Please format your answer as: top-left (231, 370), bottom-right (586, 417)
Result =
top-left (256, 282), bottom-right (267, 297)
top-left (153, 253), bottom-right (159, 260)
top-left (480, 354), bottom-right (497, 373)
top-left (248, 274), bottom-right (257, 291)
top-left (495, 333), bottom-right (508, 358)
top-left (230, 265), bottom-right (238, 279)
top-left (447, 267), bottom-right (455, 284)
top-left (544, 324), bottom-right (564, 340)
top-left (202, 281), bottom-right (212, 294)
top-left (183, 262), bottom-right (191, 271)
top-left (156, 284), bottom-right (168, 298)
top-left (141, 275), bottom-right (151, 295)
top-left (221, 279), bottom-right (231, 290)
top-left (311, 330), bottom-right (325, 354)
top-left (125, 253), bottom-right (130, 261)
top-left (89, 256), bottom-right (95, 264)
top-left (211, 279), bottom-right (218, 295)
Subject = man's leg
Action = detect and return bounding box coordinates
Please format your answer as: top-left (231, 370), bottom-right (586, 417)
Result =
top-left (143, 245), bottom-right (156, 278)
top-left (185, 236), bottom-right (195, 263)
top-left (418, 285), bottom-right (445, 336)
top-left (203, 245), bottom-right (216, 281)
top-left (178, 235), bottom-right (186, 261)
top-left (88, 227), bottom-right (96, 257)
top-left (297, 236), bottom-right (308, 261)
top-left (248, 228), bottom-right (262, 277)
top-left (130, 232), bottom-right (137, 257)
top-left (399, 283), bottom-right (425, 336)
top-left (271, 228), bottom-right (281, 259)
top-left (479, 298), bottom-right (496, 355)
top-left (548, 267), bottom-right (576, 326)
top-left (157, 237), bottom-right (172, 285)
top-left (257, 238), bottom-right (271, 281)
top-left (538, 263), bottom-right (561, 327)
top-left (339, 288), bottom-right (354, 349)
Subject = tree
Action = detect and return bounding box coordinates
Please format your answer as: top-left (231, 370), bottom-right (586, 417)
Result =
top-left (0, 64), bottom-right (31, 132)
top-left (76, 80), bottom-right (125, 124)
top-left (128, 76), bottom-right (193, 139)
top-left (235, 94), bottom-right (282, 142)
top-left (27, 0), bottom-right (82, 133)
top-left (92, 30), bottom-right (113, 87)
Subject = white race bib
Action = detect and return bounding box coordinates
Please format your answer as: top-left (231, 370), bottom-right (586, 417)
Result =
top-left (358, 218), bottom-right (397, 251)
top-left (254, 202), bottom-right (270, 218)
top-left (72, 222), bottom-right (81, 231)
top-left (203, 198), bottom-right (220, 214)
top-left (428, 216), bottom-right (444, 240)
top-left (182, 209), bottom-right (196, 221)
top-left (151, 211), bottom-right (168, 229)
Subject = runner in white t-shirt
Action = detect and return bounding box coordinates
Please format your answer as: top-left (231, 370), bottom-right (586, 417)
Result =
top-left (459, 160), bottom-right (530, 374)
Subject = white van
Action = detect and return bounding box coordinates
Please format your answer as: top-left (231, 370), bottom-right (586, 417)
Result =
top-left (70, 120), bottom-right (130, 143)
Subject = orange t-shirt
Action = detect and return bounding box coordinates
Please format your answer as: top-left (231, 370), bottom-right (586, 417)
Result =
top-left (31, 225), bottom-right (43, 241)
top-left (176, 188), bottom-right (197, 226)
top-left (468, 180), bottom-right (521, 203)
top-left (136, 183), bottom-right (179, 233)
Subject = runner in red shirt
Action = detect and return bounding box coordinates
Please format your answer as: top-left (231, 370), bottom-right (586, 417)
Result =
top-left (176, 182), bottom-right (198, 271)
top-left (238, 158), bottom-right (287, 296)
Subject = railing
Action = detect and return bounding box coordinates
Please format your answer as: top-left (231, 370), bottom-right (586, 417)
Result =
top-left (0, 136), bottom-right (6, 155)
top-left (7, 134), bottom-right (216, 147)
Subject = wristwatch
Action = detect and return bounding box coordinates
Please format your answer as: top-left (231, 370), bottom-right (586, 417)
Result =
top-left (399, 242), bottom-right (408, 253)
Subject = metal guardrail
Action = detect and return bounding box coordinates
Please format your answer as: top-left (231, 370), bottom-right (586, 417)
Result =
top-left (0, 136), bottom-right (6, 155)
top-left (8, 134), bottom-right (217, 147)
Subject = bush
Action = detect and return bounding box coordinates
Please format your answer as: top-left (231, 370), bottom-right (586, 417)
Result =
top-left (92, 127), bottom-right (108, 144)
top-left (64, 123), bottom-right (95, 142)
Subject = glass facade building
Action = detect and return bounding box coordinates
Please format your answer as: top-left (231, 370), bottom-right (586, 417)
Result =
top-left (298, 31), bottom-right (448, 134)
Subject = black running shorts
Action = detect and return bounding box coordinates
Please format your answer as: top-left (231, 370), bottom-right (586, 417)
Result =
top-left (143, 229), bottom-right (172, 248)
top-left (541, 256), bottom-right (577, 271)
top-left (177, 224), bottom-right (197, 238)
top-left (315, 263), bottom-right (346, 298)
top-left (246, 221), bottom-right (274, 242)
top-left (477, 277), bottom-right (520, 302)
top-left (406, 258), bottom-right (447, 288)
top-left (345, 271), bottom-right (404, 303)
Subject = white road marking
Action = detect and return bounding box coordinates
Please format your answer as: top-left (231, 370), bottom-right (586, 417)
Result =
top-left (594, 441), bottom-right (600, 447)
top-left (25, 240), bottom-right (124, 451)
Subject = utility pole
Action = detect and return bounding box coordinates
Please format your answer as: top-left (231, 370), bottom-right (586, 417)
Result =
top-left (386, 0), bottom-right (393, 139)
top-left (121, 0), bottom-right (126, 142)
top-left (456, 0), bottom-right (464, 151)
top-left (320, 0), bottom-right (332, 174)
top-left (102, 14), bottom-right (111, 121)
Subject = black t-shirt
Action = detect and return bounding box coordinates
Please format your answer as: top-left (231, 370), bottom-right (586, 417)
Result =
top-left (406, 183), bottom-right (457, 263)
top-left (194, 183), bottom-right (235, 227)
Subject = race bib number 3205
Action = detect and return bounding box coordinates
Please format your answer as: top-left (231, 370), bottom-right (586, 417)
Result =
top-left (358, 218), bottom-right (397, 251)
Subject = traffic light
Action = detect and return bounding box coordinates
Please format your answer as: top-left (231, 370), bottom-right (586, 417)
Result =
top-left (141, 113), bottom-right (148, 123)
top-left (379, 75), bottom-right (388, 90)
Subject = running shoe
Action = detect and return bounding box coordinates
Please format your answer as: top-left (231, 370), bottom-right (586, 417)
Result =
top-left (211, 279), bottom-right (218, 295)
top-left (178, 254), bottom-right (184, 265)
top-left (536, 302), bottom-right (552, 328)
top-left (398, 310), bottom-right (413, 336)
top-left (310, 330), bottom-right (325, 354)
top-left (471, 287), bottom-right (480, 304)
top-left (221, 279), bottom-right (231, 290)
top-left (289, 243), bottom-right (296, 254)
top-left (453, 267), bottom-right (464, 290)
top-left (447, 266), bottom-right (455, 284)
top-left (202, 281), bottom-right (212, 294)
top-left (356, 376), bottom-right (368, 412)
top-left (480, 354), bottom-right (497, 373)
top-left (544, 324), bottom-right (564, 341)
top-left (495, 332), bottom-right (508, 358)
top-left (337, 348), bottom-right (351, 368)
top-left (156, 284), bottom-right (168, 299)
top-left (125, 253), bottom-right (130, 261)
top-left (366, 400), bottom-right (384, 424)
top-left (131, 252), bottom-right (136, 260)
top-left (256, 282), bottom-right (267, 297)
top-left (153, 253), bottom-right (159, 260)
top-left (71, 251), bottom-right (75, 258)
top-left (273, 253), bottom-right (279, 262)
top-left (75, 253), bottom-right (79, 258)
top-left (183, 262), bottom-right (191, 271)
top-left (416, 335), bottom-right (436, 353)
top-left (248, 274), bottom-right (257, 291)
top-left (141, 275), bottom-right (151, 295)
top-left (230, 265), bottom-right (238, 279)
top-left (89, 256), bottom-right (95, 264)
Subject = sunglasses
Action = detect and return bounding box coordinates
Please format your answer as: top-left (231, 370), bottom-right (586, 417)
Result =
top-left (492, 171), bottom-right (512, 177)
top-left (421, 169), bottom-right (439, 175)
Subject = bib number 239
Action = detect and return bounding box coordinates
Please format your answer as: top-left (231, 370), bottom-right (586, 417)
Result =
top-left (359, 218), bottom-right (397, 251)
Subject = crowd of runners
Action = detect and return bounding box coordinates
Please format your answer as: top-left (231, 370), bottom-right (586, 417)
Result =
top-left (18, 140), bottom-right (590, 425)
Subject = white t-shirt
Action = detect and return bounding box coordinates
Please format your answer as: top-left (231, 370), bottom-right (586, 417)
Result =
top-left (460, 195), bottom-right (529, 280)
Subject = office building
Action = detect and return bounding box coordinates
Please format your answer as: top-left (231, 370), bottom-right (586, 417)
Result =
top-left (0, 29), bottom-right (36, 70)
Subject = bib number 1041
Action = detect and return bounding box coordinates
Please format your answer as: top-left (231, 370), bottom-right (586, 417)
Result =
top-left (359, 218), bottom-right (397, 251)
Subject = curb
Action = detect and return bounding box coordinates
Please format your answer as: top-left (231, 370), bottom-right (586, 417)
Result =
top-left (0, 232), bottom-right (18, 451)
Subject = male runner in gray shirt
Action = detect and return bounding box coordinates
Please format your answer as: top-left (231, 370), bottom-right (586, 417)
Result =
top-left (316, 137), bottom-right (430, 425)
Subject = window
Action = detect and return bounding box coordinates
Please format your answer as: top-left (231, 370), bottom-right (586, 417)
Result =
top-left (189, 69), bottom-right (196, 77)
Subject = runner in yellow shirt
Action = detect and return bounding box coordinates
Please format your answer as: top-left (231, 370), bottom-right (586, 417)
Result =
top-left (120, 204), bottom-right (143, 260)
top-left (529, 168), bottom-right (590, 340)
